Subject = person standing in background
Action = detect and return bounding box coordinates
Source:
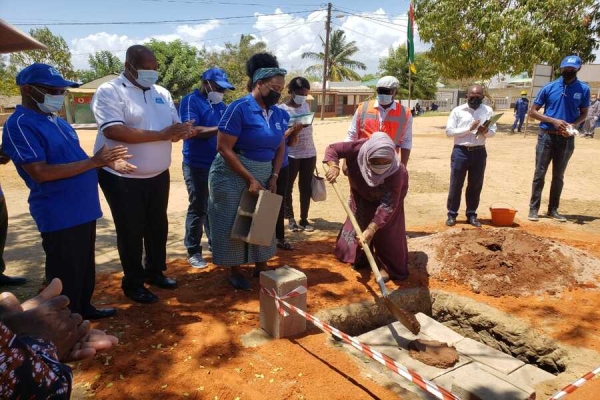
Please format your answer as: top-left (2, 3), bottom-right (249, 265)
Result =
top-left (511, 90), bottom-right (529, 133)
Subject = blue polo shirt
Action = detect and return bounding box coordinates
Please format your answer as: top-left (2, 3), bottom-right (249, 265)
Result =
top-left (534, 77), bottom-right (590, 130)
top-left (2, 106), bottom-right (101, 233)
top-left (219, 94), bottom-right (288, 162)
top-left (179, 89), bottom-right (227, 169)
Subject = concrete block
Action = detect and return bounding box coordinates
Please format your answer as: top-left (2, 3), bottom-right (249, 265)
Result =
top-left (455, 337), bottom-right (525, 375)
top-left (434, 362), bottom-right (535, 400)
top-left (260, 266), bottom-right (307, 339)
top-left (231, 190), bottom-right (282, 246)
top-left (415, 312), bottom-right (465, 345)
top-left (508, 363), bottom-right (556, 389)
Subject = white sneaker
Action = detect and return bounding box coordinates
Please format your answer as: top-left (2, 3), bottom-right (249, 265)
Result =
top-left (188, 253), bottom-right (208, 269)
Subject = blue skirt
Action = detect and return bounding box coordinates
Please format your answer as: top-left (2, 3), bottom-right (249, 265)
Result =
top-left (208, 154), bottom-right (276, 266)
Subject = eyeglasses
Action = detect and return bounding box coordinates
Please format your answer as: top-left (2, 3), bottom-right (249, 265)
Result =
top-left (32, 85), bottom-right (67, 95)
top-left (376, 88), bottom-right (393, 95)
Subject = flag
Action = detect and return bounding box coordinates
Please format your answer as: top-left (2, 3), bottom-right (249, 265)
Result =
top-left (407, 2), bottom-right (416, 74)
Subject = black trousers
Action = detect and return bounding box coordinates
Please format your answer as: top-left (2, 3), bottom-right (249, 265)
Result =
top-left (98, 169), bottom-right (170, 290)
top-left (446, 146), bottom-right (487, 218)
top-left (285, 156), bottom-right (317, 222)
top-left (0, 195), bottom-right (7, 274)
top-left (275, 165), bottom-right (289, 240)
top-left (41, 220), bottom-right (97, 315)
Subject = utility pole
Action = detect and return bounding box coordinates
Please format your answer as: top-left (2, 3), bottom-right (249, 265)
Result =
top-left (320, 2), bottom-right (332, 121)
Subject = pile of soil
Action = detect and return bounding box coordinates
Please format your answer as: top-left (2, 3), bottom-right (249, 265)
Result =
top-left (410, 228), bottom-right (600, 297)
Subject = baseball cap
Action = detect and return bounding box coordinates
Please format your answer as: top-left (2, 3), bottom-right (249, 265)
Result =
top-left (16, 63), bottom-right (79, 87)
top-left (376, 76), bottom-right (399, 89)
top-left (202, 68), bottom-right (235, 90)
top-left (560, 55), bottom-right (582, 69)
top-left (521, 90), bottom-right (527, 95)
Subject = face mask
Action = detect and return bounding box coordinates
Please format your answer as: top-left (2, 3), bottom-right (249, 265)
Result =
top-left (468, 97), bottom-right (483, 109)
top-left (370, 163), bottom-right (392, 175)
top-left (561, 70), bottom-right (577, 81)
top-left (377, 94), bottom-right (393, 106)
top-left (135, 69), bottom-right (158, 88)
top-left (206, 82), bottom-right (224, 104)
top-left (31, 86), bottom-right (65, 113)
top-left (293, 94), bottom-right (307, 105)
top-left (262, 89), bottom-right (281, 107)
top-left (521, 95), bottom-right (527, 98)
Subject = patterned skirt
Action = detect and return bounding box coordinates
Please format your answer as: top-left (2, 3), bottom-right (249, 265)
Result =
top-left (208, 154), bottom-right (276, 266)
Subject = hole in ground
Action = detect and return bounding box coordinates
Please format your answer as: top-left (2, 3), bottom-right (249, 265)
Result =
top-left (320, 289), bottom-right (567, 374)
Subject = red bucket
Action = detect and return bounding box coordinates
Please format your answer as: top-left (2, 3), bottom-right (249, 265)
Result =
top-left (489, 202), bottom-right (517, 226)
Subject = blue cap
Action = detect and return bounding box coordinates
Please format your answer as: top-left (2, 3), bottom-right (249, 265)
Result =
top-left (201, 68), bottom-right (235, 90)
top-left (560, 55), bottom-right (582, 69)
top-left (16, 63), bottom-right (79, 88)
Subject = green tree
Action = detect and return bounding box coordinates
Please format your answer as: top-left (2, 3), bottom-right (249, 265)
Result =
top-left (379, 45), bottom-right (439, 99)
top-left (0, 56), bottom-right (19, 96)
top-left (414, 0), bottom-right (600, 80)
top-left (9, 27), bottom-right (75, 80)
top-left (145, 39), bottom-right (205, 100)
top-left (302, 29), bottom-right (366, 81)
top-left (77, 51), bottom-right (123, 84)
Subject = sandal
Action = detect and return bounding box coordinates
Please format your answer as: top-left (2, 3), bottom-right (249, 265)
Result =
top-left (276, 239), bottom-right (294, 251)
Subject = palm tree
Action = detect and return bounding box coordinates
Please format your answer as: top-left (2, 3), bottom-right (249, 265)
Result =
top-left (302, 29), bottom-right (366, 81)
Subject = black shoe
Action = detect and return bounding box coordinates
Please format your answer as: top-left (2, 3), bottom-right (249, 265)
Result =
top-left (123, 286), bottom-right (159, 304)
top-left (528, 209), bottom-right (539, 221)
top-left (445, 216), bottom-right (456, 226)
top-left (0, 274), bottom-right (27, 286)
top-left (229, 274), bottom-right (252, 291)
top-left (146, 273), bottom-right (178, 289)
top-left (468, 216), bottom-right (482, 227)
top-left (547, 209), bottom-right (567, 222)
top-left (84, 307), bottom-right (117, 320)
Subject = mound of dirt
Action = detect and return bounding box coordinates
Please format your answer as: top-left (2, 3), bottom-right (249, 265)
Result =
top-left (409, 228), bottom-right (600, 297)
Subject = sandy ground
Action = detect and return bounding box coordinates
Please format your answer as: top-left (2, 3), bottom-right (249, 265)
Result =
top-left (1, 113), bottom-right (599, 399)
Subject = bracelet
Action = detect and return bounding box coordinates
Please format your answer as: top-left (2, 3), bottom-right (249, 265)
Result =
top-left (367, 222), bottom-right (379, 233)
top-left (271, 173), bottom-right (279, 179)
top-left (329, 164), bottom-right (340, 170)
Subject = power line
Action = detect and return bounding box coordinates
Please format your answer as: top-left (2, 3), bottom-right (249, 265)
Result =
top-left (141, 0), bottom-right (322, 6)
top-left (333, 7), bottom-right (408, 31)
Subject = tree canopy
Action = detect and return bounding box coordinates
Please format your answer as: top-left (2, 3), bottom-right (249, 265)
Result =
top-left (379, 45), bottom-right (439, 100)
top-left (78, 51), bottom-right (123, 84)
top-left (414, 0), bottom-right (600, 80)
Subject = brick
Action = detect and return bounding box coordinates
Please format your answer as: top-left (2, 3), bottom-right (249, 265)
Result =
top-left (415, 312), bottom-right (465, 345)
top-left (508, 364), bottom-right (556, 389)
top-left (231, 190), bottom-right (282, 246)
top-left (455, 337), bottom-right (525, 375)
top-left (259, 266), bottom-right (307, 339)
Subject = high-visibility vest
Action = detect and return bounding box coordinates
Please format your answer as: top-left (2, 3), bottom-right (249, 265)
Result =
top-left (355, 100), bottom-right (411, 146)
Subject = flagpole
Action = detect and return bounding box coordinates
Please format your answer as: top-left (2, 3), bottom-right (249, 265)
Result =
top-left (408, 63), bottom-right (412, 113)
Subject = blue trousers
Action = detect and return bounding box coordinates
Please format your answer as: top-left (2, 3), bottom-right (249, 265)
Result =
top-left (183, 162), bottom-right (211, 256)
top-left (529, 131), bottom-right (574, 212)
top-left (447, 146), bottom-right (487, 218)
top-left (512, 114), bottom-right (526, 131)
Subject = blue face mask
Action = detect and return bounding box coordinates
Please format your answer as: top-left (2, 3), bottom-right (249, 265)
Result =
top-left (31, 86), bottom-right (65, 113)
top-left (377, 94), bottom-right (393, 106)
top-left (135, 69), bottom-right (158, 88)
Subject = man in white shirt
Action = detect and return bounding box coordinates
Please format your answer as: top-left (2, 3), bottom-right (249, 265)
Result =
top-left (445, 85), bottom-right (496, 227)
top-left (91, 45), bottom-right (193, 304)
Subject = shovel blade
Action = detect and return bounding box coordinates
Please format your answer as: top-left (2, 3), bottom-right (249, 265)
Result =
top-left (383, 296), bottom-right (421, 335)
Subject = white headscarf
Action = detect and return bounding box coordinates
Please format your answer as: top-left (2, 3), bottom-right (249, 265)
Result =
top-left (357, 132), bottom-right (400, 187)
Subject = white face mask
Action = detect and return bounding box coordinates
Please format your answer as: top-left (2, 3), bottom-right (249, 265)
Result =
top-left (293, 94), bottom-right (307, 105)
top-left (377, 94), bottom-right (393, 106)
top-left (370, 163), bottom-right (392, 175)
top-left (31, 86), bottom-right (65, 113)
top-left (206, 82), bottom-right (224, 104)
top-left (135, 69), bottom-right (158, 88)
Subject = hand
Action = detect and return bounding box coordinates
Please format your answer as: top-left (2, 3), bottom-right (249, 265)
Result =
top-left (63, 327), bottom-right (119, 362)
top-left (92, 145), bottom-right (131, 167)
top-left (325, 164), bottom-right (340, 183)
top-left (553, 118), bottom-right (569, 133)
top-left (476, 125), bottom-right (489, 138)
top-left (267, 175), bottom-right (277, 193)
top-left (285, 122), bottom-right (303, 138)
top-left (162, 121), bottom-right (194, 142)
top-left (248, 179), bottom-right (266, 195)
top-left (107, 159), bottom-right (137, 174)
top-left (469, 119), bottom-right (481, 131)
top-left (341, 162), bottom-right (349, 176)
top-left (362, 227), bottom-right (375, 245)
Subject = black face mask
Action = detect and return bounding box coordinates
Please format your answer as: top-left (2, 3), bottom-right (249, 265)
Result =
top-left (468, 97), bottom-right (483, 109)
top-left (262, 89), bottom-right (281, 107)
top-left (561, 70), bottom-right (577, 81)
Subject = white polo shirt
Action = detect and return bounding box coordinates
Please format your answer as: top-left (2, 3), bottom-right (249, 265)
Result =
top-left (91, 73), bottom-right (180, 179)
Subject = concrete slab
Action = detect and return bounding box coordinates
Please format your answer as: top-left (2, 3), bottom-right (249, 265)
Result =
top-left (508, 363), bottom-right (557, 389)
top-left (455, 337), bottom-right (525, 375)
top-left (415, 312), bottom-right (465, 345)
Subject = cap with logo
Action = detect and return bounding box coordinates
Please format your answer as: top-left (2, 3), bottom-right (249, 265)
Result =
top-left (560, 55), bottom-right (582, 70)
top-left (16, 63), bottom-right (79, 87)
top-left (376, 76), bottom-right (399, 89)
top-left (201, 67), bottom-right (235, 90)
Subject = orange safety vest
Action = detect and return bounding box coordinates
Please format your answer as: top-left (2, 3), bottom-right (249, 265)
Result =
top-left (355, 100), bottom-right (411, 146)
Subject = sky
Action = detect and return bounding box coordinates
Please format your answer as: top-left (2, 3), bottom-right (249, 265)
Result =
top-left (1, 0), bottom-right (425, 74)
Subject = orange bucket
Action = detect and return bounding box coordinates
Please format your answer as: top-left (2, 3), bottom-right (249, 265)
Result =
top-left (489, 202), bottom-right (517, 226)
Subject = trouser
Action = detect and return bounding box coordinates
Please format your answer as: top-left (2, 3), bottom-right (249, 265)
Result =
top-left (285, 156), bottom-right (317, 222)
top-left (182, 163), bottom-right (211, 256)
top-left (529, 130), bottom-right (574, 212)
top-left (41, 221), bottom-right (96, 315)
top-left (275, 165), bottom-right (290, 240)
top-left (582, 116), bottom-right (597, 135)
top-left (98, 169), bottom-right (170, 290)
top-left (0, 195), bottom-right (7, 274)
top-left (512, 114), bottom-right (525, 131)
top-left (446, 146), bottom-right (487, 218)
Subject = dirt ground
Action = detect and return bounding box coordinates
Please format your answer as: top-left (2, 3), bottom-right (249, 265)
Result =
top-left (1, 113), bottom-right (599, 399)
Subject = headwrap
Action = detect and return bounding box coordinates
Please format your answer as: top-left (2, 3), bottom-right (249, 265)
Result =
top-left (357, 132), bottom-right (400, 187)
top-left (252, 67), bottom-right (287, 83)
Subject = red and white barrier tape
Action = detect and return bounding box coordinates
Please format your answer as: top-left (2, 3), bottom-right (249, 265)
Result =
top-left (260, 285), bottom-right (460, 400)
top-left (548, 365), bottom-right (600, 400)
top-left (260, 286), bottom-right (307, 317)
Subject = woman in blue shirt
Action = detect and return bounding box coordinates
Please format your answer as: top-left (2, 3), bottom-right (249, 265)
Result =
top-left (208, 53), bottom-right (288, 290)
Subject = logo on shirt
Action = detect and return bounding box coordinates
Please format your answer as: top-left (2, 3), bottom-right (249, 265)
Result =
top-left (155, 97), bottom-right (165, 105)
top-left (275, 122), bottom-right (282, 130)
top-left (574, 93), bottom-right (582, 100)
top-left (48, 67), bottom-right (61, 76)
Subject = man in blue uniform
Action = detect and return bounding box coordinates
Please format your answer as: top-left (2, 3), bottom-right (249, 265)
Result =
top-left (511, 90), bottom-right (529, 133)
top-left (527, 55), bottom-right (590, 222)
top-left (179, 68), bottom-right (234, 268)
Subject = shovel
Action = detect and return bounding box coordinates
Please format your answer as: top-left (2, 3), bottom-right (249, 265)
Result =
top-left (324, 164), bottom-right (421, 335)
